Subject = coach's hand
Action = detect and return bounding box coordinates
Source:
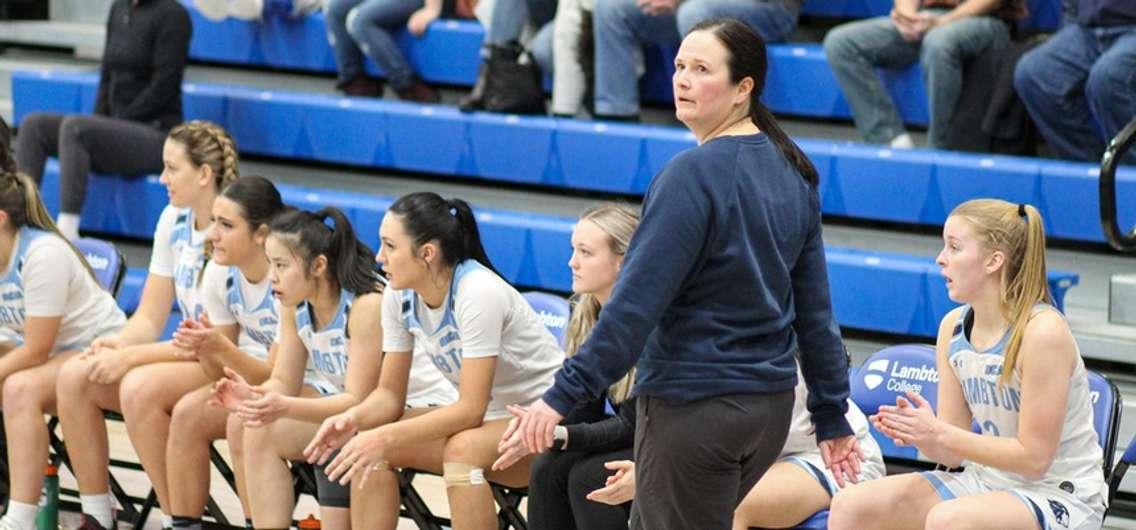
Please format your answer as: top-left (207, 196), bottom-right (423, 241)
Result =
top-left (518, 398), bottom-right (563, 453)
top-left (819, 434), bottom-right (864, 488)
top-left (305, 409), bottom-right (361, 465)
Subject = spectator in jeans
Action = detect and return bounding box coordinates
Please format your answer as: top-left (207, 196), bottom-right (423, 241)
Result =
top-left (325, 0), bottom-right (445, 102)
top-left (593, 0), bottom-right (800, 120)
top-left (823, 0), bottom-right (1024, 149)
top-left (1014, 0), bottom-right (1135, 162)
top-left (15, 0), bottom-right (191, 240)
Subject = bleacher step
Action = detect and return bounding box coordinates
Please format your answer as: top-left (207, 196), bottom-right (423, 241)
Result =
top-left (1110, 274), bottom-right (1136, 326)
top-left (0, 21), bottom-right (103, 59)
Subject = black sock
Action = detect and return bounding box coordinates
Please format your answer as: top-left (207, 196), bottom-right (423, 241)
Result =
top-left (170, 516), bottom-right (202, 530)
top-left (245, 518), bottom-right (254, 529)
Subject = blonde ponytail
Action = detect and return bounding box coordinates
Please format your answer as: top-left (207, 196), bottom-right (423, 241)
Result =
top-left (950, 199), bottom-right (1052, 386)
top-left (0, 170), bottom-right (98, 283)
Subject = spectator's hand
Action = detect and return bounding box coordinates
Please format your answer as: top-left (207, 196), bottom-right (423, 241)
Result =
top-left (819, 435), bottom-right (864, 488)
top-left (586, 460), bottom-right (636, 505)
top-left (890, 9), bottom-right (924, 41)
top-left (636, 0), bottom-right (677, 15)
top-left (209, 367), bottom-right (256, 412)
top-left (407, 6), bottom-right (441, 36)
top-left (304, 409), bottom-right (361, 465)
top-left (518, 398), bottom-right (564, 453)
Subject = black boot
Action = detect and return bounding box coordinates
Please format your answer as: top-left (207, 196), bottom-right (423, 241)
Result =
top-left (459, 61), bottom-right (490, 112)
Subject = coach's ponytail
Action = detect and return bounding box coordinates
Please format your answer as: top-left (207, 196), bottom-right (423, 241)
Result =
top-left (388, 192), bottom-right (498, 275)
top-left (0, 170), bottom-right (98, 282)
top-left (269, 207), bottom-right (381, 296)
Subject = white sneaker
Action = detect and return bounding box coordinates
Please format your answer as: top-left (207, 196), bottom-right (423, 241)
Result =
top-left (889, 133), bottom-right (915, 149)
top-left (192, 0), bottom-right (229, 21)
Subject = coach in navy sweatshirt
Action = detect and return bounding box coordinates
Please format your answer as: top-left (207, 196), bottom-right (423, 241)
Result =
top-left (513, 18), bottom-right (861, 530)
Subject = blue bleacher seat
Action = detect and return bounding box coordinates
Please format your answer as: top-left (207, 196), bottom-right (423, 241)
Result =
top-left (34, 159), bottom-right (1080, 338)
top-left (15, 69), bottom-right (1129, 246)
top-left (522, 291), bottom-right (571, 348)
top-left (1087, 372), bottom-right (1122, 474)
top-left (75, 238), bottom-right (127, 296)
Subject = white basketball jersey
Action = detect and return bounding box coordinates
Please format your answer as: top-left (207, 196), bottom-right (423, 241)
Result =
top-left (948, 305), bottom-right (1106, 503)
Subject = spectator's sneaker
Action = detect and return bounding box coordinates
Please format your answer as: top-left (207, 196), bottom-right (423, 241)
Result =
top-left (193, 0), bottom-right (263, 20)
top-left (75, 514), bottom-right (112, 530)
top-left (889, 133), bottom-right (915, 149)
top-left (396, 82), bottom-right (441, 104)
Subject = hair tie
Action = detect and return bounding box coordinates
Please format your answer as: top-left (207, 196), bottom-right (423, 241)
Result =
top-left (1018, 203), bottom-right (1027, 218)
top-left (449, 207), bottom-right (458, 217)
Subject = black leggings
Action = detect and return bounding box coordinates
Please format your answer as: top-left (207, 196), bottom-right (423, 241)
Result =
top-left (528, 447), bottom-right (633, 530)
top-left (15, 112), bottom-right (166, 214)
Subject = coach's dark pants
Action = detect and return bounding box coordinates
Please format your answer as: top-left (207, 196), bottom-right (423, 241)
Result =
top-left (15, 112), bottom-right (166, 214)
top-left (528, 447), bottom-right (634, 530)
top-left (630, 391), bottom-right (794, 530)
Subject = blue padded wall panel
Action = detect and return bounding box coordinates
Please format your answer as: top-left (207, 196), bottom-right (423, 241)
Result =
top-left (467, 113), bottom-right (557, 186)
top-left (934, 152), bottom-right (1041, 225)
top-left (831, 145), bottom-right (936, 223)
top-left (385, 104), bottom-right (467, 175)
top-left (556, 121), bottom-right (645, 194)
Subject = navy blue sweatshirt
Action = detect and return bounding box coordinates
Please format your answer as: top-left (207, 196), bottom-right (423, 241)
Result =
top-left (543, 133), bottom-right (853, 441)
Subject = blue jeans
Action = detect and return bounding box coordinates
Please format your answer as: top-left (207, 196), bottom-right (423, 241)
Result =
top-left (1014, 23), bottom-right (1136, 162)
top-left (593, 0), bottom-right (798, 116)
top-left (823, 13), bottom-right (1009, 147)
top-left (484, 0), bottom-right (556, 72)
top-left (325, 0), bottom-right (423, 90)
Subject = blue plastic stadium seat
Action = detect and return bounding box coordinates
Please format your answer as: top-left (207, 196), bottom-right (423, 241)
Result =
top-left (304, 96), bottom-right (393, 167)
top-left (849, 344), bottom-right (940, 461)
top-left (1041, 161), bottom-right (1136, 243)
top-left (794, 509), bottom-right (829, 530)
top-left (641, 126), bottom-right (696, 183)
top-left (933, 152), bottom-right (1041, 224)
top-left (117, 268), bottom-right (147, 315)
top-left (1086, 372), bottom-right (1121, 473)
top-left (521, 291), bottom-right (571, 348)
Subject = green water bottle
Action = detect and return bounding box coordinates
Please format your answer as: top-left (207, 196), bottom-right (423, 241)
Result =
top-left (35, 465), bottom-right (59, 530)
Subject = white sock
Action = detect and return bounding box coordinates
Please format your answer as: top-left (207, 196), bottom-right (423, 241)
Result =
top-left (80, 493), bottom-right (114, 529)
top-left (56, 213), bottom-right (81, 240)
top-left (161, 514), bottom-right (174, 529)
top-left (3, 500), bottom-right (39, 530)
top-left (889, 133), bottom-right (915, 149)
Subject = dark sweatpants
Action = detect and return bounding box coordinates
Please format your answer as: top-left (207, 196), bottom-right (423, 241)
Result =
top-left (630, 391), bottom-right (794, 530)
top-left (528, 447), bottom-right (634, 530)
top-left (15, 112), bottom-right (166, 214)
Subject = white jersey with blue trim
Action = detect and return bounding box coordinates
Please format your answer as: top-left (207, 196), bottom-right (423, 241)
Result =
top-left (0, 227), bottom-right (125, 353)
top-left (948, 304), bottom-right (1106, 503)
top-left (200, 262), bottom-right (277, 361)
top-left (296, 289), bottom-right (353, 395)
top-left (149, 205), bottom-right (207, 321)
top-left (781, 365), bottom-right (880, 458)
top-left (383, 260), bottom-right (563, 420)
